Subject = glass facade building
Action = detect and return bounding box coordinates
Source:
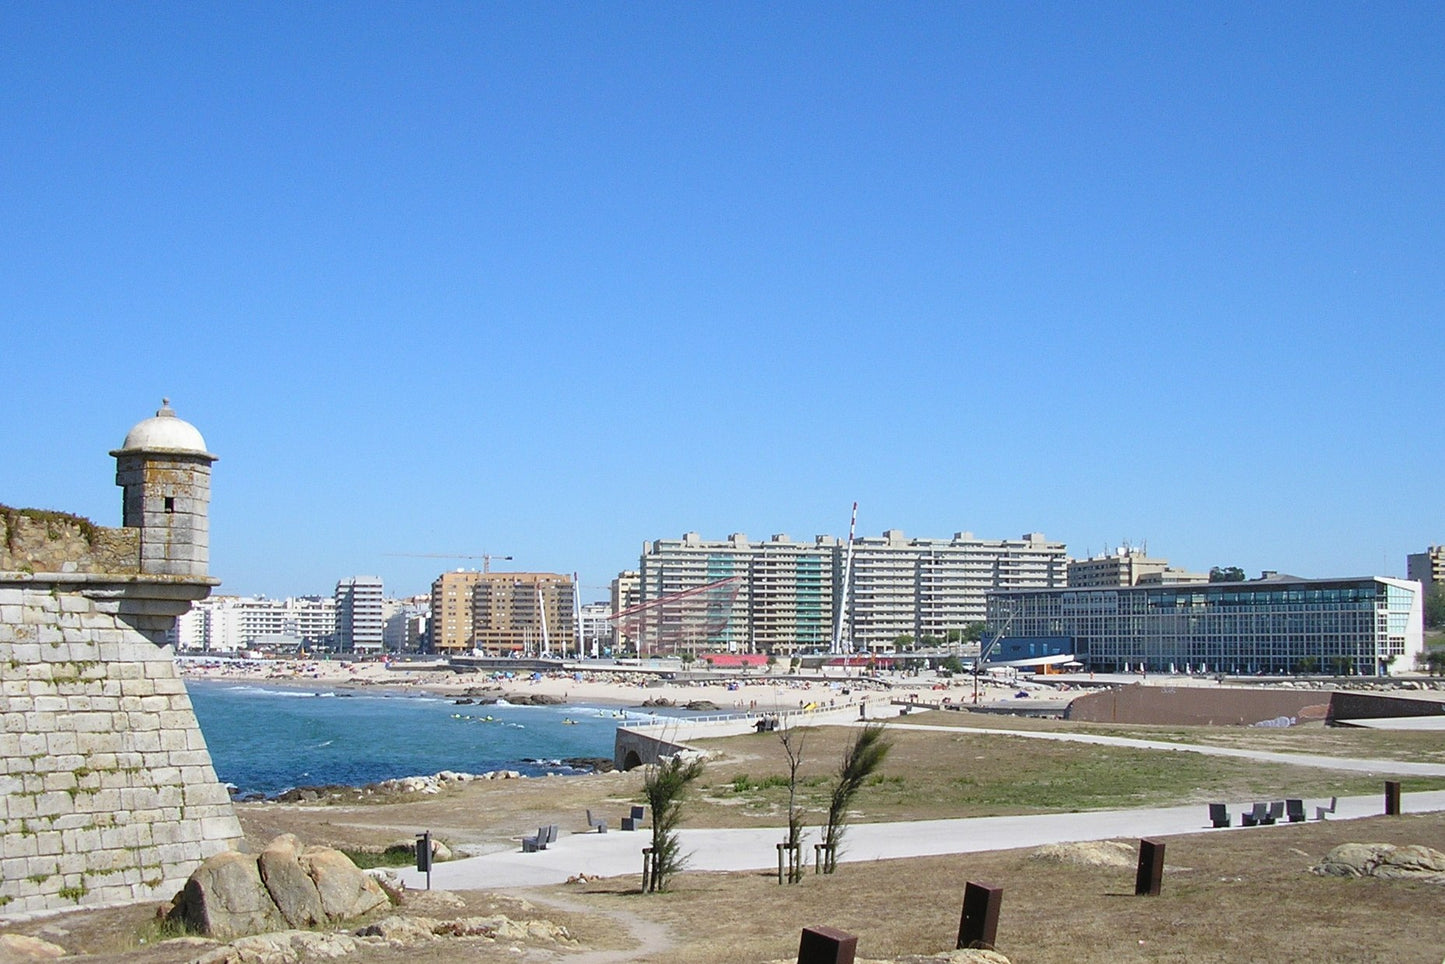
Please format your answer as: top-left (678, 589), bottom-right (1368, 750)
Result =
top-left (987, 576), bottom-right (1424, 676)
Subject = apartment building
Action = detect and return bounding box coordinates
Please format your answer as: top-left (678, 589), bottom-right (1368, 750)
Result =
top-left (1068, 548), bottom-right (1207, 587)
top-left (470, 572), bottom-right (576, 656)
top-left (845, 530), bottom-right (1067, 650)
top-left (430, 570), bottom-right (484, 654)
top-left (632, 528), bottom-right (1066, 655)
top-left (171, 594), bottom-right (338, 652)
top-left (1408, 546), bottom-right (1445, 590)
top-left (334, 576), bottom-right (384, 653)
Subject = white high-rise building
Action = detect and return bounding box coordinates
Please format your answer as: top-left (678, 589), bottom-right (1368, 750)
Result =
top-left (335, 577), bottom-right (384, 654)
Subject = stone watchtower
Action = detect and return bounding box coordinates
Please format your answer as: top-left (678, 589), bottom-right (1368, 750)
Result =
top-left (112, 399), bottom-right (217, 578)
top-left (0, 403), bottom-right (242, 918)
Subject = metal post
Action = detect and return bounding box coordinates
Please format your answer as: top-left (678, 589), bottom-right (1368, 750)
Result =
top-left (415, 831), bottom-right (432, 891)
top-left (798, 925), bottom-right (858, 964)
top-left (1385, 780), bottom-right (1402, 816)
top-left (1135, 838), bottom-right (1165, 896)
top-left (957, 881), bottom-right (1002, 950)
top-left (777, 842), bottom-right (786, 884)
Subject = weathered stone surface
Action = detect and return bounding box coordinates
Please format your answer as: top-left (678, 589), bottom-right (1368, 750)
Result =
top-left (0, 933), bottom-right (68, 960)
top-left (189, 930), bottom-right (362, 964)
top-left (1312, 843), bottom-right (1445, 882)
top-left (257, 835), bottom-right (326, 929)
top-left (354, 916), bottom-right (438, 944)
top-left (173, 851), bottom-right (287, 941)
top-left (300, 847), bottom-right (389, 920)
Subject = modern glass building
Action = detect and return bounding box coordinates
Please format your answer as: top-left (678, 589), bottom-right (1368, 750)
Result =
top-left (986, 575), bottom-right (1424, 676)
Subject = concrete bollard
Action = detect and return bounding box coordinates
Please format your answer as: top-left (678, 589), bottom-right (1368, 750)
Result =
top-left (798, 925), bottom-right (858, 964)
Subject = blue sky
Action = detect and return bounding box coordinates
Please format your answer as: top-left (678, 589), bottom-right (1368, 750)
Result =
top-left (3, 2), bottom-right (1441, 600)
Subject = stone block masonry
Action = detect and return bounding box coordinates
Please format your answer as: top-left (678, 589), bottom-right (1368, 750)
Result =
top-left (0, 576), bottom-right (244, 917)
top-left (3, 403), bottom-right (243, 917)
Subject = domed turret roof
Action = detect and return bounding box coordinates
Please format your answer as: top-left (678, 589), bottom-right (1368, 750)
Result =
top-left (114, 399), bottom-right (215, 458)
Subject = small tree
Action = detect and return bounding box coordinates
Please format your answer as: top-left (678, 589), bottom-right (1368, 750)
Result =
top-left (820, 724), bottom-right (892, 873)
top-left (1426, 584), bottom-right (1445, 630)
top-left (1209, 566), bottom-right (1247, 583)
top-left (778, 726), bottom-right (808, 882)
top-left (642, 753), bottom-right (706, 892)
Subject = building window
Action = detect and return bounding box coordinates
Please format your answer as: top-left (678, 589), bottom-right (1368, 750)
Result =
top-left (164, 497), bottom-right (175, 513)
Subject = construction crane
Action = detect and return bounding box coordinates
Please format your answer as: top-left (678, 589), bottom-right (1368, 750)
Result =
top-left (383, 552), bottom-right (514, 573)
top-left (831, 501), bottom-right (859, 655)
top-left (973, 606), bottom-right (1016, 704)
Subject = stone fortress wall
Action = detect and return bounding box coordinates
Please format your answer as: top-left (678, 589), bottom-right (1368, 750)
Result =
top-left (1, 404), bottom-right (243, 918)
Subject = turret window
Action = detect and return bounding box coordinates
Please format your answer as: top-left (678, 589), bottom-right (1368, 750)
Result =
top-left (164, 497), bottom-right (175, 513)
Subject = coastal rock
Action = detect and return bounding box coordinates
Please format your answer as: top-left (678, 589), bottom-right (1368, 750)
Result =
top-left (190, 930), bottom-right (362, 964)
top-left (0, 934), bottom-right (68, 959)
top-left (685, 700), bottom-right (720, 711)
top-left (390, 837), bottom-right (452, 862)
top-left (356, 915), bottom-right (438, 944)
top-left (1313, 843), bottom-right (1445, 882)
top-left (301, 847), bottom-right (390, 919)
top-left (257, 835), bottom-right (326, 929)
top-left (171, 840), bottom-right (388, 941)
top-left (172, 850), bottom-right (287, 941)
top-left (500, 692), bottom-right (564, 706)
top-left (640, 697), bottom-right (675, 708)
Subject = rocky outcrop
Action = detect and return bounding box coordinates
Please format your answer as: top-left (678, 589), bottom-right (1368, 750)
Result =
top-left (1312, 843), bottom-right (1445, 882)
top-left (182, 911), bottom-right (574, 964)
top-left (189, 930), bottom-right (362, 964)
top-left (170, 837), bottom-right (389, 940)
top-left (0, 934), bottom-right (68, 960)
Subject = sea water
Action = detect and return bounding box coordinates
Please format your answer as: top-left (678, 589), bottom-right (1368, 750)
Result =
top-left (186, 679), bottom-right (652, 797)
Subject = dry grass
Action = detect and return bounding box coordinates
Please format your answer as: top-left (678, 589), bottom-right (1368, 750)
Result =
top-left (556, 812), bottom-right (1445, 963)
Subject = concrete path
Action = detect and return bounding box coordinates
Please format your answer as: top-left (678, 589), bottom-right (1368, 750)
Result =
top-left (871, 720), bottom-right (1445, 777)
top-left (394, 789), bottom-right (1445, 891)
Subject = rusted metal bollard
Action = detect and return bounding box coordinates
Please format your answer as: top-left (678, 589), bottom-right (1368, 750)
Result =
top-left (1385, 780), bottom-right (1402, 816)
top-left (641, 846), bottom-right (654, 892)
top-left (1135, 838), bottom-right (1165, 896)
top-left (797, 925), bottom-right (857, 964)
top-left (957, 881), bottom-right (1003, 949)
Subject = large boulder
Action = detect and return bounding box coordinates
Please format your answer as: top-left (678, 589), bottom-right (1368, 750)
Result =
top-left (257, 834), bottom-right (327, 929)
top-left (300, 846), bottom-right (389, 920)
top-left (171, 839), bottom-right (390, 941)
top-left (172, 851), bottom-right (287, 941)
top-left (1312, 843), bottom-right (1445, 882)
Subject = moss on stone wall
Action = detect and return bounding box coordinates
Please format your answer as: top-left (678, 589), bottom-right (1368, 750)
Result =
top-left (0, 505), bottom-right (140, 574)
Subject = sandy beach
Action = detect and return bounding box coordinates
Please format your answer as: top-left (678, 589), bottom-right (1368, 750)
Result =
top-left (175, 656), bottom-right (1077, 714)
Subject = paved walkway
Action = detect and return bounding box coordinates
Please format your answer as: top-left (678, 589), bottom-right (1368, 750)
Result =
top-left (872, 720), bottom-right (1445, 777)
top-left (395, 789), bottom-right (1445, 891)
